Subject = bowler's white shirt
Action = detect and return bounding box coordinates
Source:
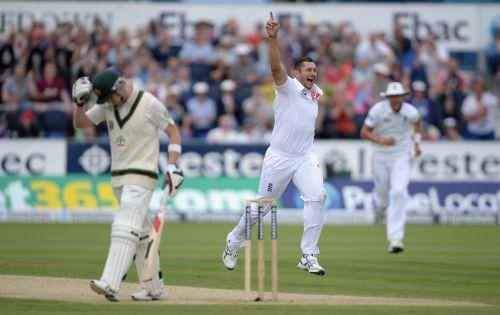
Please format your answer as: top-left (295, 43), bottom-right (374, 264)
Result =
top-left (364, 100), bottom-right (419, 157)
top-left (270, 76), bottom-right (322, 155)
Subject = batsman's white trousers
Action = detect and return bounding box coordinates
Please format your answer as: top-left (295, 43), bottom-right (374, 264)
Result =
top-left (372, 153), bottom-right (410, 242)
top-left (100, 185), bottom-right (154, 292)
top-left (227, 147), bottom-right (325, 255)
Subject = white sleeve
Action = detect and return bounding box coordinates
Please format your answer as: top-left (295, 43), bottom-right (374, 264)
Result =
top-left (274, 76), bottom-right (293, 94)
top-left (461, 96), bottom-right (475, 116)
top-left (85, 104), bottom-right (106, 125)
top-left (408, 105), bottom-right (420, 123)
top-left (145, 94), bottom-right (175, 130)
top-left (364, 105), bottom-right (379, 128)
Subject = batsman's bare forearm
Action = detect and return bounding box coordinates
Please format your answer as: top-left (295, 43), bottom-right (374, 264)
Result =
top-left (165, 124), bottom-right (181, 164)
top-left (73, 106), bottom-right (94, 129)
top-left (360, 124), bottom-right (381, 144)
top-left (268, 37), bottom-right (287, 86)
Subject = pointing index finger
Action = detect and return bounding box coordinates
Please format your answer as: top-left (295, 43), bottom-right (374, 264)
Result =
top-left (270, 11), bottom-right (274, 22)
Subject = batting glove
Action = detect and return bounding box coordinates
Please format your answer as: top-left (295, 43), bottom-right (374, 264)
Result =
top-left (162, 164), bottom-right (184, 197)
top-left (72, 77), bottom-right (93, 107)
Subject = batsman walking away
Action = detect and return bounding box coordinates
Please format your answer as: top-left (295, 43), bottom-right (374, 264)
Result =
top-left (222, 12), bottom-right (326, 276)
top-left (72, 68), bottom-right (185, 302)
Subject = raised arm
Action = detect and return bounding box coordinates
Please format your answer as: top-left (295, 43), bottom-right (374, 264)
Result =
top-left (266, 12), bottom-right (287, 86)
top-left (72, 77), bottom-right (95, 129)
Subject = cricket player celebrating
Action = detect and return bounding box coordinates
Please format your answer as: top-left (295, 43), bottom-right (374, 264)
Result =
top-left (360, 82), bottom-right (422, 253)
top-left (222, 12), bottom-right (326, 275)
top-left (72, 68), bottom-right (184, 301)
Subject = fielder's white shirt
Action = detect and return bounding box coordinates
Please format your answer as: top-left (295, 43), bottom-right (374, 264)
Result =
top-left (270, 76), bottom-right (323, 155)
top-left (364, 100), bottom-right (419, 157)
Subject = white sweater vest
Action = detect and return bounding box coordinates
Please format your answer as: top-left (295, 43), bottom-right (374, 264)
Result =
top-left (105, 90), bottom-right (159, 190)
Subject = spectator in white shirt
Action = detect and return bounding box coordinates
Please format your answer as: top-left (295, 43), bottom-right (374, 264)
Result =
top-left (206, 114), bottom-right (241, 144)
top-left (461, 78), bottom-right (499, 140)
top-left (186, 81), bottom-right (217, 138)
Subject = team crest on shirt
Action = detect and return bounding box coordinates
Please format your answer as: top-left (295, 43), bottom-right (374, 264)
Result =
top-left (116, 135), bottom-right (126, 147)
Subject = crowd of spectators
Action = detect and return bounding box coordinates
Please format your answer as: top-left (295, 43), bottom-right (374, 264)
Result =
top-left (0, 16), bottom-right (499, 142)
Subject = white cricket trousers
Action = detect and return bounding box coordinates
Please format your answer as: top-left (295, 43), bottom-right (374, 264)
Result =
top-left (227, 147), bottom-right (326, 255)
top-left (100, 185), bottom-right (159, 292)
top-left (372, 154), bottom-right (410, 242)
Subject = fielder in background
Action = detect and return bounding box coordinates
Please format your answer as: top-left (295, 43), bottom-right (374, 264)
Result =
top-left (222, 12), bottom-right (326, 275)
top-left (360, 82), bottom-right (422, 253)
top-left (72, 68), bottom-right (184, 301)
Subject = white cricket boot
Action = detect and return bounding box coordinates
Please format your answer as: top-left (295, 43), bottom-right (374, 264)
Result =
top-left (90, 279), bottom-right (120, 302)
top-left (222, 243), bottom-right (238, 270)
top-left (298, 254), bottom-right (326, 276)
top-left (388, 240), bottom-right (404, 253)
top-left (132, 281), bottom-right (166, 301)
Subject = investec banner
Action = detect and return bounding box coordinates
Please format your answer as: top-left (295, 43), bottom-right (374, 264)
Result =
top-left (67, 142), bottom-right (267, 177)
top-left (1, 2), bottom-right (498, 50)
top-left (315, 140), bottom-right (500, 182)
top-left (0, 139), bottom-right (66, 176)
top-left (67, 141), bottom-right (500, 182)
top-left (1, 140), bottom-right (498, 223)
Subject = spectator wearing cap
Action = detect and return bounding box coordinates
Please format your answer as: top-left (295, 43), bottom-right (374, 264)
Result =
top-left (461, 78), bottom-right (499, 140)
top-left (410, 80), bottom-right (434, 127)
top-left (206, 114), bottom-right (241, 144)
top-left (185, 81), bottom-right (217, 138)
top-left (230, 43), bottom-right (258, 88)
top-left (216, 79), bottom-right (243, 127)
top-left (441, 117), bottom-right (461, 141)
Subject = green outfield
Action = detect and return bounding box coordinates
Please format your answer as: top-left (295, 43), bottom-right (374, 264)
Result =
top-left (0, 223), bottom-right (499, 314)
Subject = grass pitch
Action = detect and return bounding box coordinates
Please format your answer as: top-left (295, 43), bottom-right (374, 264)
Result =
top-left (0, 223), bottom-right (499, 314)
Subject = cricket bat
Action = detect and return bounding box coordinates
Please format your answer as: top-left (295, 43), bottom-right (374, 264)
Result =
top-left (143, 193), bottom-right (169, 281)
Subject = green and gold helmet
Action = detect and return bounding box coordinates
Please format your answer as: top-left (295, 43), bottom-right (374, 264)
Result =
top-left (92, 68), bottom-right (121, 104)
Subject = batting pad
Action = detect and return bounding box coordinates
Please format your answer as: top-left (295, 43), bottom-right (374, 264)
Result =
top-left (101, 236), bottom-right (137, 292)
